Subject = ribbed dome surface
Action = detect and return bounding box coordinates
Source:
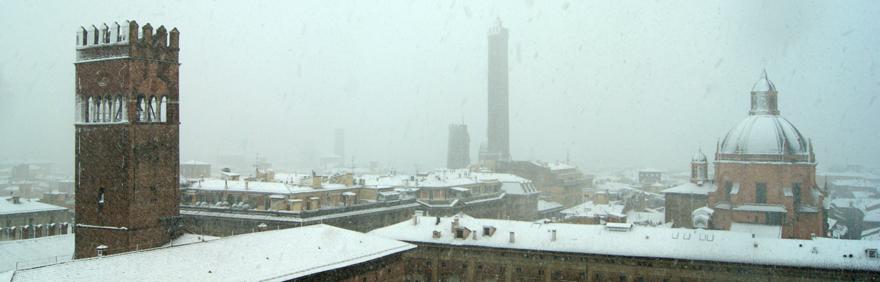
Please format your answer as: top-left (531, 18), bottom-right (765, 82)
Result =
top-left (719, 115), bottom-right (808, 156)
top-left (692, 150), bottom-right (707, 163)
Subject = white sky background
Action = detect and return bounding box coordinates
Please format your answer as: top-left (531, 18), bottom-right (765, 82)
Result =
top-left (0, 0), bottom-right (878, 174)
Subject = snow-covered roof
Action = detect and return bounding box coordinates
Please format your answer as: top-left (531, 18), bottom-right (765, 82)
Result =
top-left (0, 197), bottom-right (67, 216)
top-left (499, 182), bottom-right (538, 195)
top-left (184, 179), bottom-right (357, 195)
top-left (662, 182), bottom-right (716, 196)
top-left (560, 201), bottom-right (625, 219)
top-left (0, 234), bottom-right (73, 272)
top-left (830, 178), bottom-right (877, 189)
top-left (369, 215), bottom-right (880, 272)
top-left (719, 115), bottom-right (809, 157)
top-left (9, 225), bottom-right (415, 282)
top-left (730, 223), bottom-right (782, 239)
top-left (180, 160), bottom-right (210, 166)
top-left (537, 200), bottom-right (563, 212)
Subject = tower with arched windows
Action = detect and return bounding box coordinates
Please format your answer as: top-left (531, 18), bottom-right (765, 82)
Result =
top-left (73, 21), bottom-right (180, 258)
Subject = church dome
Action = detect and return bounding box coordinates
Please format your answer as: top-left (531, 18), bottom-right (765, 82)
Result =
top-left (717, 70), bottom-right (813, 162)
top-left (719, 115), bottom-right (809, 156)
top-left (692, 150), bottom-right (707, 163)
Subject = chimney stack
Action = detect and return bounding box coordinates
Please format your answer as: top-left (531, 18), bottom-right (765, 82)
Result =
top-left (96, 245), bottom-right (108, 257)
top-left (551, 229), bottom-right (557, 241)
top-left (509, 231), bottom-right (515, 243)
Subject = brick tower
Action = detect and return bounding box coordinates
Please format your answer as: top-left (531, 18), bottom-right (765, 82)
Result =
top-left (73, 21), bottom-right (180, 258)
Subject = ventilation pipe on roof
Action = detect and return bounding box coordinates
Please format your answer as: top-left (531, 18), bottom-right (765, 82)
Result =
top-left (509, 231), bottom-right (515, 243)
top-left (96, 245), bottom-right (108, 257)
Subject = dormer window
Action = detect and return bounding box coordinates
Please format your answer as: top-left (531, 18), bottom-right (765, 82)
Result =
top-left (482, 225), bottom-right (496, 237)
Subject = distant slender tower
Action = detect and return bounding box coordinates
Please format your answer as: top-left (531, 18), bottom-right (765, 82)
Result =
top-left (447, 124), bottom-right (471, 169)
top-left (484, 18), bottom-right (510, 162)
top-left (334, 128), bottom-right (345, 160)
top-left (73, 21), bottom-right (180, 258)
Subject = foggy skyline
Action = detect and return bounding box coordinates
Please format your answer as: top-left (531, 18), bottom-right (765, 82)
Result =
top-left (1, 0), bottom-right (878, 174)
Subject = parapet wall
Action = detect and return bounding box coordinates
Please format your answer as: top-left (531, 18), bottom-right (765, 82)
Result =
top-left (75, 20), bottom-right (179, 63)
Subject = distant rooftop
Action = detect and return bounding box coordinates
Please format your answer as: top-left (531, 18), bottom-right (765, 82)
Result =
top-left (9, 225), bottom-right (415, 282)
top-left (0, 197), bottom-right (67, 216)
top-left (661, 182), bottom-right (717, 195)
top-left (370, 214), bottom-right (880, 272)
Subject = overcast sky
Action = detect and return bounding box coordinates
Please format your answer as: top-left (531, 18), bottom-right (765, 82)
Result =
top-left (0, 0), bottom-right (878, 175)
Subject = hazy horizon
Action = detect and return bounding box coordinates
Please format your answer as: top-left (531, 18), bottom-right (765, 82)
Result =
top-left (1, 0), bottom-right (879, 175)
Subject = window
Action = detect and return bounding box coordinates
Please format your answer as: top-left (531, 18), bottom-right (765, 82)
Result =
top-left (867, 249), bottom-right (878, 258)
top-left (98, 188), bottom-right (106, 210)
top-left (793, 183), bottom-right (801, 206)
top-left (724, 181), bottom-right (732, 200)
top-left (160, 96), bottom-right (168, 122)
top-left (755, 183), bottom-right (767, 204)
top-left (136, 95), bottom-right (146, 121)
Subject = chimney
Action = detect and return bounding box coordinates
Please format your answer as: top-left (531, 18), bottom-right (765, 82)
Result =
top-left (509, 231), bottom-right (515, 243)
top-left (245, 181), bottom-right (249, 191)
top-left (312, 176), bottom-right (323, 188)
top-left (412, 215), bottom-right (419, 225)
top-left (96, 245), bottom-right (108, 257)
top-left (451, 217), bottom-right (460, 233)
top-left (551, 229), bottom-right (557, 242)
top-left (11, 196), bottom-right (20, 204)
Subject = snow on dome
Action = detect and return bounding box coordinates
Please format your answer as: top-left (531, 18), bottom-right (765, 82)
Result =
top-left (719, 115), bottom-right (809, 157)
top-left (751, 69), bottom-right (776, 92)
top-left (691, 150), bottom-right (707, 163)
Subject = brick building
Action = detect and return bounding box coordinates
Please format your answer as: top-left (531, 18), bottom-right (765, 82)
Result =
top-left (370, 215), bottom-right (879, 281)
top-left (662, 150), bottom-right (716, 228)
top-left (497, 161), bottom-right (589, 207)
top-left (1, 196), bottom-right (71, 241)
top-left (73, 21), bottom-right (181, 258)
top-left (707, 71), bottom-right (824, 239)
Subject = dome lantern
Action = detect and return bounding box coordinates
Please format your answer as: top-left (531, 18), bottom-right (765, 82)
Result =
top-left (749, 69), bottom-right (779, 116)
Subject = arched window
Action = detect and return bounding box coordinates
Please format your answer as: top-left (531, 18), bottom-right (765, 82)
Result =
top-left (85, 96), bottom-right (93, 123)
top-left (148, 96), bottom-right (158, 122)
top-left (103, 95), bottom-right (111, 122)
top-left (136, 95), bottom-right (146, 122)
top-left (75, 95), bottom-right (84, 123)
top-left (114, 96), bottom-right (125, 121)
top-left (92, 96), bottom-right (101, 123)
top-left (160, 96), bottom-right (168, 122)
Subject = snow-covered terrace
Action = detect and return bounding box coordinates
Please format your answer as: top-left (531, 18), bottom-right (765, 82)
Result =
top-left (183, 179), bottom-right (352, 195)
top-left (8, 225), bottom-right (415, 282)
top-left (661, 182), bottom-right (717, 195)
top-left (369, 215), bottom-right (880, 272)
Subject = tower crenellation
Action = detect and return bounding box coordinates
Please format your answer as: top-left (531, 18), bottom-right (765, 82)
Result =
top-left (76, 21), bottom-right (179, 63)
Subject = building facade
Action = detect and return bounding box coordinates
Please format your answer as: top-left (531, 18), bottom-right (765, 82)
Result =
top-left (707, 71), bottom-right (824, 239)
top-left (446, 124), bottom-right (470, 169)
top-left (73, 21), bottom-right (181, 258)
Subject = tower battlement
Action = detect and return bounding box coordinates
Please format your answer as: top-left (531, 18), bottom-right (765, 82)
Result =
top-left (75, 21), bottom-right (179, 63)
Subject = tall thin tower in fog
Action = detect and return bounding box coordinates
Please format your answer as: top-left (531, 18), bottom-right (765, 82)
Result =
top-left (334, 128), bottom-right (345, 159)
top-left (447, 124), bottom-right (470, 169)
top-left (484, 18), bottom-right (510, 162)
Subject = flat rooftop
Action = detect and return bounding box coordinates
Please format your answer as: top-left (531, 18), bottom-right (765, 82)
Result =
top-left (7, 224), bottom-right (415, 282)
top-left (369, 214), bottom-right (880, 272)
